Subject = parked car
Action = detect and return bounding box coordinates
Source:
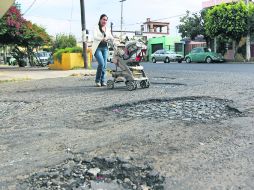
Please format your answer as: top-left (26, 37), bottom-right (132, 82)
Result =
top-left (151, 49), bottom-right (184, 63)
top-left (6, 55), bottom-right (17, 66)
top-left (185, 47), bottom-right (225, 63)
top-left (35, 51), bottom-right (51, 66)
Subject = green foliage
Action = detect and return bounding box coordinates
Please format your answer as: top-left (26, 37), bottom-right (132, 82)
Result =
top-left (249, 3), bottom-right (254, 33)
top-left (0, 5), bottom-right (52, 67)
top-left (205, 1), bottom-right (249, 42)
top-left (22, 21), bottom-right (51, 47)
top-left (0, 5), bottom-right (26, 44)
top-left (0, 5), bottom-right (51, 47)
top-left (53, 34), bottom-right (77, 51)
top-left (53, 47), bottom-right (82, 63)
top-left (178, 10), bottom-right (207, 40)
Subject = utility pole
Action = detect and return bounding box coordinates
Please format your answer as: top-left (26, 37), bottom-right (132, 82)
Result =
top-left (120, 0), bottom-right (126, 41)
top-left (110, 22), bottom-right (114, 35)
top-left (80, 0), bottom-right (88, 69)
top-left (246, 0), bottom-right (251, 61)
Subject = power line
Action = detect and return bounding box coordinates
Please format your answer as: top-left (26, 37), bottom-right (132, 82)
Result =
top-left (26, 0), bottom-right (50, 13)
top-left (22, 0), bottom-right (37, 15)
top-left (114, 11), bottom-right (200, 28)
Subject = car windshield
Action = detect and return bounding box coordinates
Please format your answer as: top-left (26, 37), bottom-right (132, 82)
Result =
top-left (165, 51), bottom-right (175, 54)
top-left (36, 52), bottom-right (49, 57)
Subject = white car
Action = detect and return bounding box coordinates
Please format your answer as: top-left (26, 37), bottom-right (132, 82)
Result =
top-left (151, 49), bottom-right (184, 63)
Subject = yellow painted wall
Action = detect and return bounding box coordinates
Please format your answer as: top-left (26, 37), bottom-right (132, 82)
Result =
top-left (49, 53), bottom-right (91, 70)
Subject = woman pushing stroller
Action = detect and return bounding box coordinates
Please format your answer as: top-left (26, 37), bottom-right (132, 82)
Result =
top-left (92, 14), bottom-right (114, 87)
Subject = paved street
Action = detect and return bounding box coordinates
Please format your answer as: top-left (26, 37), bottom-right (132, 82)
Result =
top-left (0, 63), bottom-right (254, 189)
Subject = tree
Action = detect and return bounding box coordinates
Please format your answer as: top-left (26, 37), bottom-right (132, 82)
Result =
top-left (0, 6), bottom-right (26, 44)
top-left (53, 34), bottom-right (77, 51)
top-left (205, 1), bottom-right (254, 58)
top-left (178, 11), bottom-right (207, 40)
top-left (20, 21), bottom-right (51, 66)
top-left (205, 1), bottom-right (249, 43)
top-left (249, 2), bottom-right (254, 34)
top-left (0, 5), bottom-right (51, 66)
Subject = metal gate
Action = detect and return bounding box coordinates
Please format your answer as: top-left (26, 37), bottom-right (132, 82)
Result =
top-left (151, 43), bottom-right (163, 54)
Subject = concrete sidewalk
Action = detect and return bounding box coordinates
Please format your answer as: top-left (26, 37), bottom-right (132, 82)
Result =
top-left (0, 65), bottom-right (96, 82)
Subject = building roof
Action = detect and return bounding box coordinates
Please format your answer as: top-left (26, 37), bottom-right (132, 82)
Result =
top-left (143, 21), bottom-right (170, 26)
top-left (143, 18), bottom-right (169, 26)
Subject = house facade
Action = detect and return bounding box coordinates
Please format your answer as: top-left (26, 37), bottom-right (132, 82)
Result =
top-left (112, 18), bottom-right (171, 42)
top-left (0, 0), bottom-right (15, 18)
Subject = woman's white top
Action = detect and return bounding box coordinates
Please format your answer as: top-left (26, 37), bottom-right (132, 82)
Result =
top-left (92, 25), bottom-right (114, 55)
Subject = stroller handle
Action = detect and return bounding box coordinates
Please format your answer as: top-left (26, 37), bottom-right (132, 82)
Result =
top-left (106, 39), bottom-right (118, 51)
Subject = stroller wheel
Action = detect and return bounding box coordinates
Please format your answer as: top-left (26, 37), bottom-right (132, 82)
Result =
top-left (140, 80), bottom-right (147, 89)
top-left (145, 80), bottom-right (150, 88)
top-left (107, 80), bottom-right (115, 89)
top-left (126, 81), bottom-right (136, 91)
top-left (140, 80), bottom-right (150, 88)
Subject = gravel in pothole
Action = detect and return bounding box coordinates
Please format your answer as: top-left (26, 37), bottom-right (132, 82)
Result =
top-left (106, 97), bottom-right (243, 123)
top-left (19, 156), bottom-right (165, 190)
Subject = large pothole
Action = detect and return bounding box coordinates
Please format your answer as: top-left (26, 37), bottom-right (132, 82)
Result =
top-left (106, 97), bottom-right (242, 123)
top-left (19, 156), bottom-right (165, 190)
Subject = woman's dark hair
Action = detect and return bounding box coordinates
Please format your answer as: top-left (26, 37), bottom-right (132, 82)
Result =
top-left (98, 14), bottom-right (108, 34)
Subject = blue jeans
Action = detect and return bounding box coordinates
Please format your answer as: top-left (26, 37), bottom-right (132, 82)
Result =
top-left (94, 47), bottom-right (108, 84)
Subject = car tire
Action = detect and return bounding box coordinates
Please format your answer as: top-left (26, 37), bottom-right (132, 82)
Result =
top-left (152, 57), bottom-right (156, 63)
top-left (165, 57), bottom-right (170, 63)
top-left (206, 57), bottom-right (212, 64)
top-left (178, 60), bottom-right (182, 63)
top-left (186, 57), bottom-right (191, 63)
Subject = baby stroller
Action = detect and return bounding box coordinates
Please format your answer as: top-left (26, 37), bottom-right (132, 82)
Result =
top-left (107, 40), bottom-right (150, 91)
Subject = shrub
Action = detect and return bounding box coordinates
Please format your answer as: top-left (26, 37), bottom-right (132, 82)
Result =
top-left (53, 47), bottom-right (83, 63)
top-left (53, 34), bottom-right (77, 51)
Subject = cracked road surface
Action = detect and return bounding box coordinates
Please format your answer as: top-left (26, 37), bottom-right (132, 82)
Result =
top-left (0, 63), bottom-right (254, 189)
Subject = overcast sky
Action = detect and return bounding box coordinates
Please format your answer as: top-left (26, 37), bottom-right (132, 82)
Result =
top-left (17, 0), bottom-right (204, 40)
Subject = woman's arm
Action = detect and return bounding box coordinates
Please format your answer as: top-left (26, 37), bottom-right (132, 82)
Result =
top-left (106, 28), bottom-right (114, 41)
top-left (93, 27), bottom-right (104, 41)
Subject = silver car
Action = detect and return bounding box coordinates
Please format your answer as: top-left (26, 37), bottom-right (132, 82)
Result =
top-left (35, 51), bottom-right (51, 66)
top-left (151, 49), bottom-right (184, 63)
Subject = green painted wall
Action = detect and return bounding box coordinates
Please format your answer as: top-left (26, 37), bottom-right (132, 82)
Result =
top-left (147, 36), bottom-right (184, 61)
